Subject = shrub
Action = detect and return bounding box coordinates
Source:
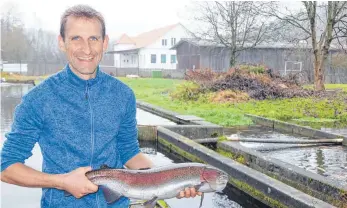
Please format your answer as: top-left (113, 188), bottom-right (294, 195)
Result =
top-left (169, 81), bottom-right (203, 101)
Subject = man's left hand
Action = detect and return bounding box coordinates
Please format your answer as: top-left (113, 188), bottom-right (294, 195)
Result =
top-left (176, 187), bottom-right (202, 199)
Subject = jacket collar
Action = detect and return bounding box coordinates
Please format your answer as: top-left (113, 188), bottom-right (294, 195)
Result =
top-left (63, 64), bottom-right (104, 89)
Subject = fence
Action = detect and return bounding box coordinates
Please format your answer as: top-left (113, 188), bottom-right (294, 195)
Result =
top-left (3, 60), bottom-right (347, 83)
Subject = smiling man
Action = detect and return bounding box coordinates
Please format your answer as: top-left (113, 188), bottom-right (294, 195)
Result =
top-left (0, 4), bottom-right (199, 208)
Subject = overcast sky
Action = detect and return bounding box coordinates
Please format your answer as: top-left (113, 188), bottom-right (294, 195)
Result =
top-left (1, 0), bottom-right (303, 41)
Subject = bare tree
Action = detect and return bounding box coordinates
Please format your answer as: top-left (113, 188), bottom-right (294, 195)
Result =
top-left (1, 3), bottom-right (31, 62)
top-left (190, 1), bottom-right (275, 67)
top-left (265, 1), bottom-right (347, 91)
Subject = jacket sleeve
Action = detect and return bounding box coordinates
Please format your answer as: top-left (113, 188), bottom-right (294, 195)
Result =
top-left (1, 94), bottom-right (43, 172)
top-left (116, 90), bottom-right (140, 166)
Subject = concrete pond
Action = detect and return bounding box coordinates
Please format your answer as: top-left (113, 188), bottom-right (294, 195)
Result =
top-left (1, 83), bottom-right (265, 208)
top-left (137, 101), bottom-right (346, 208)
top-left (1, 83), bottom-right (346, 207)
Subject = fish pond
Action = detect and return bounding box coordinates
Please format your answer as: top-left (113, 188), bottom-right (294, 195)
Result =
top-left (0, 83), bottom-right (267, 208)
top-left (224, 126), bottom-right (347, 186)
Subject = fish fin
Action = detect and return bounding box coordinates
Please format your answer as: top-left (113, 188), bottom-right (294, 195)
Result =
top-left (199, 193), bottom-right (204, 208)
top-left (143, 196), bottom-right (158, 208)
top-left (100, 164), bottom-right (111, 169)
top-left (194, 182), bottom-right (205, 191)
top-left (64, 191), bottom-right (72, 197)
top-left (100, 185), bottom-right (123, 204)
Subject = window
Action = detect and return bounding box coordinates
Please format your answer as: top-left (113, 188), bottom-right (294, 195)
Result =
top-left (162, 39), bottom-right (167, 46)
top-left (151, 54), bottom-right (156, 63)
top-left (171, 55), bottom-right (176, 64)
top-left (161, 54), bottom-right (166, 63)
top-left (171, 38), bottom-right (176, 46)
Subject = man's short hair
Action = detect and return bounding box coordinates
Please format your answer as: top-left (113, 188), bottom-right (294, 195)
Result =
top-left (60, 4), bottom-right (106, 41)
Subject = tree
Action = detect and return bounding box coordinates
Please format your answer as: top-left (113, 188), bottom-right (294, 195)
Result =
top-left (0, 3), bottom-right (31, 62)
top-left (265, 1), bottom-right (347, 91)
top-left (189, 1), bottom-right (275, 67)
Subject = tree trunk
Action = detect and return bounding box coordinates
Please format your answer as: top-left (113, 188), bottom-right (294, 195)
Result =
top-left (314, 57), bottom-right (325, 91)
top-left (229, 51), bottom-right (237, 67)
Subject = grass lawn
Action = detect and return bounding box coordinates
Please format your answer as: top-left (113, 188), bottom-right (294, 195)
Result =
top-left (120, 78), bottom-right (347, 128)
top-left (304, 84), bottom-right (347, 91)
top-left (118, 77), bottom-right (253, 126)
top-left (4, 73), bottom-right (347, 128)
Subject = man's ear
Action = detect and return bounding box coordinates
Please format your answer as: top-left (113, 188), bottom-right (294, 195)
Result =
top-left (58, 35), bottom-right (66, 52)
top-left (103, 35), bottom-right (109, 52)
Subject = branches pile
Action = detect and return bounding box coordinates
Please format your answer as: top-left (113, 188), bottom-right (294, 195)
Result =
top-left (186, 68), bottom-right (315, 100)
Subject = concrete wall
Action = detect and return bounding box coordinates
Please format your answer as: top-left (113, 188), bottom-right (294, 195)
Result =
top-left (164, 125), bottom-right (223, 139)
top-left (157, 126), bottom-right (334, 208)
top-left (245, 114), bottom-right (347, 146)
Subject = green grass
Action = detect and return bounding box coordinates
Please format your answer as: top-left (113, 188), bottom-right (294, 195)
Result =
top-left (23, 75), bottom-right (347, 128)
top-left (120, 78), bottom-right (347, 128)
top-left (119, 77), bottom-right (253, 126)
top-left (304, 84), bottom-right (347, 91)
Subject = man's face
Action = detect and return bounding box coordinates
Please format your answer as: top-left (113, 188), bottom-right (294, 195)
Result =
top-left (58, 16), bottom-right (108, 80)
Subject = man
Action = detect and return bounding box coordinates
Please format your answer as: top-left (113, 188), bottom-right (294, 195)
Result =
top-left (1, 4), bottom-right (199, 207)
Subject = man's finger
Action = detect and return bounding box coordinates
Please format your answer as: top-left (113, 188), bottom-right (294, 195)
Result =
top-left (190, 187), bottom-right (197, 197)
top-left (184, 187), bottom-right (191, 198)
top-left (88, 184), bottom-right (98, 193)
top-left (177, 191), bottom-right (184, 198)
top-left (197, 191), bottom-right (203, 196)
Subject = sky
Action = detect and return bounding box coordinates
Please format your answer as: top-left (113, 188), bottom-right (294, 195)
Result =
top-left (1, 0), bottom-right (303, 42)
top-left (1, 0), bottom-right (193, 41)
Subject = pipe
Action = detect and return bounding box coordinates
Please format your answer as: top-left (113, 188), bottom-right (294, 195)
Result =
top-left (193, 138), bottom-right (343, 144)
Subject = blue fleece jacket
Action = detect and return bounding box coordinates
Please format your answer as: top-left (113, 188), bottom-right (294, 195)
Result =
top-left (1, 65), bottom-right (140, 207)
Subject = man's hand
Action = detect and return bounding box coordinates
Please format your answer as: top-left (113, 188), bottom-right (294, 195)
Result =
top-left (177, 187), bottom-right (202, 199)
top-left (56, 166), bottom-right (98, 198)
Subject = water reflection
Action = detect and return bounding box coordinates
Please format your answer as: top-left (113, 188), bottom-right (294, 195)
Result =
top-left (262, 146), bottom-right (347, 185)
top-left (225, 126), bottom-right (347, 185)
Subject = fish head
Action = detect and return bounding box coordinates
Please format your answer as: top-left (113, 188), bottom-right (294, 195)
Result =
top-left (200, 166), bottom-right (228, 192)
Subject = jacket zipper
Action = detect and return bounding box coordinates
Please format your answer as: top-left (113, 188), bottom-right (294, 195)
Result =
top-left (85, 81), bottom-right (94, 166)
top-left (85, 82), bottom-right (99, 207)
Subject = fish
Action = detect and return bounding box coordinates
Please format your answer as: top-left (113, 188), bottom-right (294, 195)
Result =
top-left (83, 163), bottom-right (229, 208)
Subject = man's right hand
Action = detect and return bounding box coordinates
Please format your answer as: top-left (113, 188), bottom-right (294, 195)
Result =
top-left (56, 166), bottom-right (98, 198)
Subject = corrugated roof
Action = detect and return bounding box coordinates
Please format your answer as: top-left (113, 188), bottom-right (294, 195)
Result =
top-left (171, 38), bottom-right (343, 50)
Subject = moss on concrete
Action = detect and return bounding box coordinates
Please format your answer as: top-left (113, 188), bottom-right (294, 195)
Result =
top-left (216, 148), bottom-right (247, 165)
top-left (217, 135), bottom-right (228, 142)
top-left (158, 137), bottom-right (205, 164)
top-left (210, 132), bottom-right (220, 138)
top-left (229, 178), bottom-right (288, 208)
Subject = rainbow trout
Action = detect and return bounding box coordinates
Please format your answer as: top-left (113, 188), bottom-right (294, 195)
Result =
top-left (86, 163), bottom-right (228, 208)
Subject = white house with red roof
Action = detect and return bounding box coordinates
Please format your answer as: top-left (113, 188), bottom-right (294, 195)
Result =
top-left (109, 23), bottom-right (191, 70)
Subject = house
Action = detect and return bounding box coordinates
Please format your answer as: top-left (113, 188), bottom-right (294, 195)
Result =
top-left (108, 23), bottom-right (191, 70)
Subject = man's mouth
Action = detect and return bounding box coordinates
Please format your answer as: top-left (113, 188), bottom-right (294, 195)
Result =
top-left (78, 57), bottom-right (93, 61)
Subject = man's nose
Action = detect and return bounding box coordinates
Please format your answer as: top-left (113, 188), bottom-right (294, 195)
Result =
top-left (81, 41), bottom-right (91, 54)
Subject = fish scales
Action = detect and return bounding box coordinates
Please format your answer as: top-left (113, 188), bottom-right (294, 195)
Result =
top-left (83, 163), bottom-right (229, 206)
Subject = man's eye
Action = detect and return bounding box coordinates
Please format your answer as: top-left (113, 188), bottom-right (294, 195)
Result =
top-left (90, 37), bottom-right (98, 41)
top-left (71, 36), bottom-right (80, 41)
